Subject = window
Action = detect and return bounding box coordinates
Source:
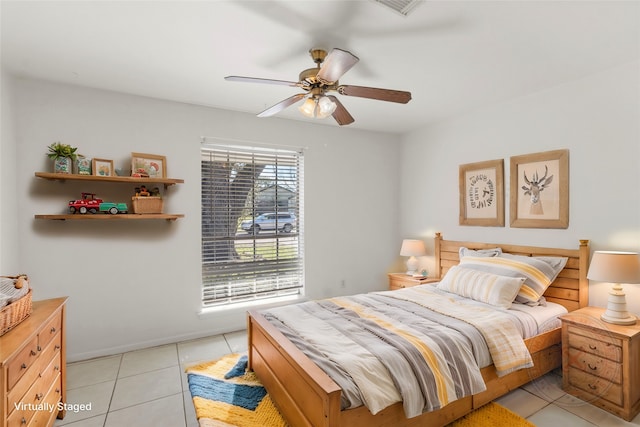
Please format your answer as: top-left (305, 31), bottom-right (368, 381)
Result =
top-left (201, 144), bottom-right (304, 308)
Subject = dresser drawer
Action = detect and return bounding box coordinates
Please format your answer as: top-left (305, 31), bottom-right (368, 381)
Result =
top-left (6, 337), bottom-right (40, 391)
top-left (7, 372), bottom-right (62, 427)
top-left (39, 330), bottom-right (62, 372)
top-left (7, 351), bottom-right (61, 413)
top-left (6, 331), bottom-right (62, 417)
top-left (567, 347), bottom-right (622, 384)
top-left (38, 312), bottom-right (62, 352)
top-left (568, 366), bottom-right (623, 407)
top-left (6, 355), bottom-right (62, 427)
top-left (26, 373), bottom-right (62, 427)
top-left (7, 400), bottom-right (34, 427)
top-left (567, 327), bottom-right (622, 362)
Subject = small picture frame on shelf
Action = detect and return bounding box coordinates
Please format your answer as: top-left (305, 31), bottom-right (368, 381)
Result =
top-left (75, 157), bottom-right (92, 175)
top-left (92, 158), bottom-right (114, 177)
top-left (131, 153), bottom-right (166, 178)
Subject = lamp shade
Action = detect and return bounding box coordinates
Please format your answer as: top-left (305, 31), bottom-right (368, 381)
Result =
top-left (400, 239), bottom-right (426, 257)
top-left (587, 251), bottom-right (640, 284)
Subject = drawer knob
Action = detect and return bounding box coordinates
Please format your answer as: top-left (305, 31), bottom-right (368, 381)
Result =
top-left (30, 349), bottom-right (37, 356)
top-left (50, 327), bottom-right (57, 333)
top-left (55, 365), bottom-right (60, 371)
top-left (21, 363), bottom-right (27, 369)
top-left (21, 417), bottom-right (26, 425)
top-left (35, 392), bottom-right (44, 400)
top-left (55, 345), bottom-right (61, 350)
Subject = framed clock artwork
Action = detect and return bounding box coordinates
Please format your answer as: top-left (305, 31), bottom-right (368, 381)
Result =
top-left (459, 159), bottom-right (505, 226)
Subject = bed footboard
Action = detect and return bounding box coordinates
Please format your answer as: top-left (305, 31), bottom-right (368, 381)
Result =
top-left (248, 310), bottom-right (341, 427)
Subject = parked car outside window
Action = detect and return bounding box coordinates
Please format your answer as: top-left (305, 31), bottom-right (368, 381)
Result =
top-left (240, 213), bottom-right (296, 234)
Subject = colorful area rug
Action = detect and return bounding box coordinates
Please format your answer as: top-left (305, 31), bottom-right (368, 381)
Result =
top-left (187, 353), bottom-right (286, 427)
top-left (186, 353), bottom-right (534, 427)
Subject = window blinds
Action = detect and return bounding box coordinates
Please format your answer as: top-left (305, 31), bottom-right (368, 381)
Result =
top-left (201, 145), bottom-right (304, 307)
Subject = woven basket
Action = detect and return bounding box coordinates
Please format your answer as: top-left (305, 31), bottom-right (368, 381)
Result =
top-left (0, 289), bottom-right (33, 336)
top-left (132, 196), bottom-right (163, 214)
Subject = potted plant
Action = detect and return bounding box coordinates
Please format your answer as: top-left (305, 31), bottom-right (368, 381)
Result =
top-left (47, 142), bottom-right (78, 174)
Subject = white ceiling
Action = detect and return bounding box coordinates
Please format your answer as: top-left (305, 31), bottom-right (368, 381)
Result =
top-left (2, 1), bottom-right (638, 134)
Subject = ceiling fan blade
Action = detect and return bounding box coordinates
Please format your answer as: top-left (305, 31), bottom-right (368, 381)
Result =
top-left (225, 76), bottom-right (300, 87)
top-left (257, 93), bottom-right (306, 118)
top-left (338, 85), bottom-right (412, 104)
top-left (326, 95), bottom-right (354, 126)
top-left (317, 48), bottom-right (359, 84)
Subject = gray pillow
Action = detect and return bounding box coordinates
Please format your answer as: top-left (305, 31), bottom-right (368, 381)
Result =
top-left (459, 247), bottom-right (502, 258)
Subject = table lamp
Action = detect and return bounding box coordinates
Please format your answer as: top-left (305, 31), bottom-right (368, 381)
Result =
top-left (587, 251), bottom-right (640, 325)
top-left (400, 239), bottom-right (426, 275)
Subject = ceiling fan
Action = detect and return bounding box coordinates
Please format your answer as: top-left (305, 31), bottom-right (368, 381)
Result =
top-left (225, 48), bottom-right (412, 126)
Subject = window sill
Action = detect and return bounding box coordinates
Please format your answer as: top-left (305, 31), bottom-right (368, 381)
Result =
top-left (198, 294), bottom-right (306, 317)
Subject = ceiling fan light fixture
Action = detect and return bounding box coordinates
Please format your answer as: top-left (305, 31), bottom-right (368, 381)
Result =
top-left (317, 95), bottom-right (337, 118)
top-left (298, 98), bottom-right (317, 118)
top-left (298, 96), bottom-right (336, 119)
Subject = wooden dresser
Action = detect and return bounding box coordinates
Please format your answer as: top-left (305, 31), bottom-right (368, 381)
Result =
top-left (561, 306), bottom-right (640, 421)
top-left (0, 297), bottom-right (67, 427)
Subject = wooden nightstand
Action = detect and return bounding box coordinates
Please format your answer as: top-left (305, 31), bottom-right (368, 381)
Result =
top-left (560, 306), bottom-right (640, 421)
top-left (388, 273), bottom-right (438, 290)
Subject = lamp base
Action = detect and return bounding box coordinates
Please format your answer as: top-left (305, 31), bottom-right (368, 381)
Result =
top-left (601, 284), bottom-right (637, 325)
top-left (405, 256), bottom-right (419, 276)
top-left (601, 312), bottom-right (637, 325)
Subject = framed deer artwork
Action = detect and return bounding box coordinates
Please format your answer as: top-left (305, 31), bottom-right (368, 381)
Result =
top-left (510, 149), bottom-right (569, 229)
top-left (459, 159), bottom-right (504, 226)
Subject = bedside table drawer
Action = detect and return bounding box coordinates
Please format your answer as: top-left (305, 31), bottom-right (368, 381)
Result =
top-left (388, 273), bottom-right (437, 290)
top-left (567, 326), bottom-right (622, 362)
top-left (567, 348), bottom-right (621, 383)
top-left (568, 367), bottom-right (623, 407)
top-left (561, 307), bottom-right (640, 422)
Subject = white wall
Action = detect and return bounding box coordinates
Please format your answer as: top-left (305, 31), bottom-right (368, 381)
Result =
top-left (400, 61), bottom-right (640, 314)
top-left (5, 77), bottom-right (401, 361)
top-left (0, 71), bottom-right (19, 273)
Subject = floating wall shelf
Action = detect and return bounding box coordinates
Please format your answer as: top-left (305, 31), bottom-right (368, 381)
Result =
top-left (34, 172), bottom-right (185, 222)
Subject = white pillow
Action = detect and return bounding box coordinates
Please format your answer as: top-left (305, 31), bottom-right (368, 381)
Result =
top-left (437, 265), bottom-right (525, 309)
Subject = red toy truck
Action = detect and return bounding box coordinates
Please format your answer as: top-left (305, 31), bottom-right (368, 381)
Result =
top-left (69, 192), bottom-right (103, 214)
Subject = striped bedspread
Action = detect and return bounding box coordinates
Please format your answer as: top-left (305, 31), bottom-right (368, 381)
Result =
top-left (262, 285), bottom-right (534, 418)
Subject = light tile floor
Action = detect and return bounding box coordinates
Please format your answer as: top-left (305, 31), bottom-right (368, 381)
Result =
top-left (55, 330), bottom-right (640, 427)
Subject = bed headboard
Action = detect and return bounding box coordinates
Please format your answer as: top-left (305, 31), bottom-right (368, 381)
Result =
top-left (434, 233), bottom-right (590, 312)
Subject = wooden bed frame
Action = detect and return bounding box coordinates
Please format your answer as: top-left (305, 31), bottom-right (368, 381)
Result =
top-left (247, 233), bottom-right (590, 427)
